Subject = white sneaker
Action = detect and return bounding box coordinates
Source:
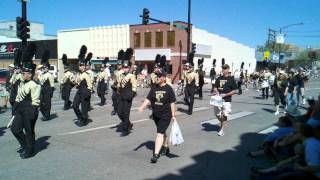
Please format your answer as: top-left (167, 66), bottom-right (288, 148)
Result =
top-left (217, 130), bottom-right (224, 136)
top-left (302, 99), bottom-right (306, 105)
top-left (274, 111), bottom-right (280, 115)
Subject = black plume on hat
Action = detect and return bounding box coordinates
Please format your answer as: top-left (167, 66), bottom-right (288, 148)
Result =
top-left (240, 62), bottom-right (244, 70)
top-left (212, 59), bottom-right (216, 66)
top-left (41, 50), bottom-right (50, 67)
top-left (103, 57), bottom-right (109, 66)
top-left (160, 55), bottom-right (166, 68)
top-left (125, 48), bottom-right (133, 60)
top-left (78, 45), bottom-right (87, 60)
top-left (198, 58), bottom-right (204, 67)
top-left (78, 45), bottom-right (87, 65)
top-left (221, 58), bottom-right (225, 66)
top-left (154, 54), bottom-right (161, 67)
top-left (85, 52), bottom-right (93, 65)
top-left (62, 54), bottom-right (68, 67)
top-left (14, 48), bottom-right (22, 68)
top-left (22, 43), bottom-right (37, 73)
top-left (22, 43), bottom-right (37, 64)
top-left (117, 49), bottom-right (125, 64)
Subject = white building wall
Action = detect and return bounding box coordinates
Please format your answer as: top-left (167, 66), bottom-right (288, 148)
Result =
top-left (192, 27), bottom-right (256, 75)
top-left (57, 24), bottom-right (130, 80)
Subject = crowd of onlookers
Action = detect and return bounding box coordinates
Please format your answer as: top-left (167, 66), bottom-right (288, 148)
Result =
top-left (247, 95), bottom-right (320, 179)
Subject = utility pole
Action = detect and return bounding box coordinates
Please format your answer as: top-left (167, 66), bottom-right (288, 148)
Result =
top-left (179, 40), bottom-right (182, 79)
top-left (187, 0), bottom-right (191, 62)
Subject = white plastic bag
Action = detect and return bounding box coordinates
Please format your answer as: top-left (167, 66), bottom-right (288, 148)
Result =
top-left (169, 120), bottom-right (184, 146)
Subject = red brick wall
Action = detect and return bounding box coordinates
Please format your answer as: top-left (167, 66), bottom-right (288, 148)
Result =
top-left (130, 22), bottom-right (191, 82)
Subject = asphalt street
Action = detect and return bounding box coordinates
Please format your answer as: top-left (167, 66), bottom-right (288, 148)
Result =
top-left (0, 79), bottom-right (319, 180)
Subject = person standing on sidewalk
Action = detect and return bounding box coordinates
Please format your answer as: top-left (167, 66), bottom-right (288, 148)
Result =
top-left (213, 64), bottom-right (237, 136)
top-left (139, 68), bottom-right (177, 163)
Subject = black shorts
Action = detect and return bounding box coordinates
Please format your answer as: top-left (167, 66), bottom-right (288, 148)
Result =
top-left (153, 114), bottom-right (171, 134)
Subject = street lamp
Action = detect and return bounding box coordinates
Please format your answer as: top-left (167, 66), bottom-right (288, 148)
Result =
top-left (279, 22), bottom-right (304, 34)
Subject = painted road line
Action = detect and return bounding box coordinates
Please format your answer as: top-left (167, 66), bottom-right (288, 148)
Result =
top-left (176, 106), bottom-right (210, 116)
top-left (258, 126), bottom-right (279, 134)
top-left (306, 88), bottom-right (320, 91)
top-left (59, 118), bottom-right (149, 135)
top-left (201, 111), bottom-right (255, 125)
top-left (59, 106), bottom-right (212, 135)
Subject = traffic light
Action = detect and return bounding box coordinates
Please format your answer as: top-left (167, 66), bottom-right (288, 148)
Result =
top-left (142, 8), bottom-right (149, 25)
top-left (16, 16), bottom-right (30, 40)
top-left (192, 43), bottom-right (196, 54)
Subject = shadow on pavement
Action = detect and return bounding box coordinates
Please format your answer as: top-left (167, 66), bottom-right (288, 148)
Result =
top-left (34, 136), bottom-right (51, 155)
top-left (201, 123), bottom-right (220, 132)
top-left (177, 108), bottom-right (189, 114)
top-left (262, 108), bottom-right (275, 114)
top-left (0, 126), bottom-right (6, 137)
top-left (155, 132), bottom-right (267, 180)
top-left (134, 140), bottom-right (154, 151)
top-left (232, 101), bottom-right (273, 106)
top-left (133, 140), bottom-right (180, 158)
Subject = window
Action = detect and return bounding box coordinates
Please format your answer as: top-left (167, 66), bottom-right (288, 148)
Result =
top-left (156, 31), bottom-right (163, 47)
top-left (167, 31), bottom-right (175, 46)
top-left (144, 32), bottom-right (152, 47)
top-left (134, 33), bottom-right (141, 48)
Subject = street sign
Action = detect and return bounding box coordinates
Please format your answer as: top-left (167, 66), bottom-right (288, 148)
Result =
top-left (174, 23), bottom-right (188, 30)
top-left (276, 33), bottom-right (285, 44)
top-left (263, 51), bottom-right (270, 60)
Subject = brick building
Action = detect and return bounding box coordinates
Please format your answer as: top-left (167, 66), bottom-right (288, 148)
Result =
top-left (130, 21), bottom-right (190, 82)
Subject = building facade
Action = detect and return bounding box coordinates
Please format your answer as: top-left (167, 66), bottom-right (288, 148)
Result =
top-left (57, 25), bottom-right (130, 79)
top-left (192, 27), bottom-right (256, 74)
top-left (130, 21), bottom-right (190, 82)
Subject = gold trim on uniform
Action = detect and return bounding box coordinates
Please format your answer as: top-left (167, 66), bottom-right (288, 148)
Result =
top-left (15, 80), bottom-right (40, 106)
top-left (39, 72), bottom-right (54, 87)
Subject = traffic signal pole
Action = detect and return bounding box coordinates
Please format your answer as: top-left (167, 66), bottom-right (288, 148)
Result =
top-left (187, 0), bottom-right (191, 62)
top-left (21, 0), bottom-right (27, 49)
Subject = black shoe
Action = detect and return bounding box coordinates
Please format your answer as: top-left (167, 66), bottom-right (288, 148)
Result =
top-left (17, 146), bottom-right (25, 153)
top-left (20, 150), bottom-right (34, 159)
top-left (150, 154), bottom-right (160, 163)
top-left (187, 110), bottom-right (192, 115)
top-left (129, 123), bottom-right (133, 130)
top-left (160, 146), bottom-right (170, 156)
top-left (120, 130), bottom-right (130, 137)
top-left (111, 111), bottom-right (117, 116)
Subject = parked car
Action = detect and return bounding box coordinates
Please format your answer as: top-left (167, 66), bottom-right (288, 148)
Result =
top-left (0, 69), bottom-right (10, 84)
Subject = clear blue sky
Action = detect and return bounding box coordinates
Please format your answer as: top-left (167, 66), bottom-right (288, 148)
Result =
top-left (1, 0), bottom-right (319, 48)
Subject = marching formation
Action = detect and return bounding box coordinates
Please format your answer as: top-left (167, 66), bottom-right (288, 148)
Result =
top-left (4, 43), bottom-right (313, 168)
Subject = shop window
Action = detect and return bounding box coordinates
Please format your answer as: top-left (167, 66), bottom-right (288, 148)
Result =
top-left (156, 31), bottom-right (163, 47)
top-left (167, 31), bottom-right (175, 47)
top-left (134, 33), bottom-right (141, 48)
top-left (144, 32), bottom-right (152, 47)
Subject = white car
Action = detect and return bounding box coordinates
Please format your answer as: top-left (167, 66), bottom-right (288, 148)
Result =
top-left (48, 65), bottom-right (58, 82)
